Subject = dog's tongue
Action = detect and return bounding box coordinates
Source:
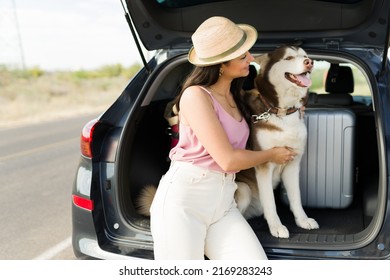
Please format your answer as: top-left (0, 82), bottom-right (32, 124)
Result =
top-left (297, 74), bottom-right (312, 87)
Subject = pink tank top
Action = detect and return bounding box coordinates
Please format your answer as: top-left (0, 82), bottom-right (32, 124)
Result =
top-left (169, 86), bottom-right (249, 173)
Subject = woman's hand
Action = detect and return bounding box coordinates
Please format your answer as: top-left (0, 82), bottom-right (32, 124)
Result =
top-left (270, 146), bottom-right (297, 165)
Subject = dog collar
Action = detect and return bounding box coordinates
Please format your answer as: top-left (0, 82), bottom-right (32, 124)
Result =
top-left (251, 91), bottom-right (309, 123)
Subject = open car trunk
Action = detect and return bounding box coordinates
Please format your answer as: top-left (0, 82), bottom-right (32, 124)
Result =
top-left (114, 49), bottom-right (381, 257)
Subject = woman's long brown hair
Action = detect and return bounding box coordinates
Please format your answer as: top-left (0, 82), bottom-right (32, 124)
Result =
top-left (173, 63), bottom-right (252, 124)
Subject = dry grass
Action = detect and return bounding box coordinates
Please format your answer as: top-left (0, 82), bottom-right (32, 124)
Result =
top-left (0, 65), bottom-right (140, 127)
top-left (1, 62), bottom-right (371, 128)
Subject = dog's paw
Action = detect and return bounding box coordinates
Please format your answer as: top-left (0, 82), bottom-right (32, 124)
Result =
top-left (296, 217), bottom-right (319, 230)
top-left (269, 224), bottom-right (290, 238)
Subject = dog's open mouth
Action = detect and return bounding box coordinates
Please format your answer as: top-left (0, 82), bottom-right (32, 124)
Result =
top-left (285, 72), bottom-right (312, 87)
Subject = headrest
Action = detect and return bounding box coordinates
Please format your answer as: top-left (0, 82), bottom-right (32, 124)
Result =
top-left (325, 64), bottom-right (354, 94)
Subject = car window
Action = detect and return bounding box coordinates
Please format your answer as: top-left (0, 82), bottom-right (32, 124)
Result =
top-left (156, 0), bottom-right (228, 7)
top-left (310, 60), bottom-right (371, 100)
top-left (155, 0), bottom-right (364, 8)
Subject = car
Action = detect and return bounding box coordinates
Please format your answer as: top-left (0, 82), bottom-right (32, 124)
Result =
top-left (71, 0), bottom-right (390, 260)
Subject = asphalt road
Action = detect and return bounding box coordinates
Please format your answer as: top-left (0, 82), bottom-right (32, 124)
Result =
top-left (0, 113), bottom-right (99, 260)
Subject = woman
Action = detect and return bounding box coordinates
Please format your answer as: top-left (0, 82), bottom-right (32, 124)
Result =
top-left (150, 16), bottom-right (297, 260)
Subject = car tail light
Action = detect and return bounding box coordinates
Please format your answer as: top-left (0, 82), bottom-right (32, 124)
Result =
top-left (72, 194), bottom-right (94, 211)
top-left (80, 119), bottom-right (98, 158)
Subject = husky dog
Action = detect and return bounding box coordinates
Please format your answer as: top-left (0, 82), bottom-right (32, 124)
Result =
top-left (235, 46), bottom-right (319, 238)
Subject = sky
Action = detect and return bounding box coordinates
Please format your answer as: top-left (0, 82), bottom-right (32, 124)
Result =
top-left (0, 0), bottom-right (145, 70)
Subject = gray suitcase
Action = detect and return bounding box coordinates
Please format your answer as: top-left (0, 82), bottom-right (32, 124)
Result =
top-left (281, 108), bottom-right (356, 208)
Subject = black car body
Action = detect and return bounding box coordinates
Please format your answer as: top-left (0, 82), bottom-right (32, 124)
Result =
top-left (72, 0), bottom-right (390, 259)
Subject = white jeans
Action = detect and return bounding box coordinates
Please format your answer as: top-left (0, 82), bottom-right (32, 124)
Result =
top-left (150, 161), bottom-right (267, 260)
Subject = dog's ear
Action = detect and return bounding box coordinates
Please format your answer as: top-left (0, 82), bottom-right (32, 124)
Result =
top-left (254, 54), bottom-right (269, 67)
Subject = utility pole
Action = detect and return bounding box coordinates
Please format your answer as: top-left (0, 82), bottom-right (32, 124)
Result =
top-left (0, 0), bottom-right (25, 69)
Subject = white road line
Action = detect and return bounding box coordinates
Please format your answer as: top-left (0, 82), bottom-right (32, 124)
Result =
top-left (33, 236), bottom-right (72, 260)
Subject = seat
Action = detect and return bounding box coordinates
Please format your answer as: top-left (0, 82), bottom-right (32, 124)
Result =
top-left (309, 64), bottom-right (354, 107)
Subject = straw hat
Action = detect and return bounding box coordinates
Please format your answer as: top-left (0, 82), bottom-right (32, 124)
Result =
top-left (188, 16), bottom-right (258, 66)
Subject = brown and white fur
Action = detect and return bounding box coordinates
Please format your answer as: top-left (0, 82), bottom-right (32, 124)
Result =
top-left (235, 46), bottom-right (319, 238)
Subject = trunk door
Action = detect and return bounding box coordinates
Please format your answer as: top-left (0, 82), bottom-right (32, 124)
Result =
top-left (124, 0), bottom-right (390, 52)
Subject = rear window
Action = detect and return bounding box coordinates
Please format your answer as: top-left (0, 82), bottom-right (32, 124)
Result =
top-left (156, 0), bottom-right (364, 8)
top-left (310, 61), bottom-right (370, 97)
top-left (156, 0), bottom-right (227, 8)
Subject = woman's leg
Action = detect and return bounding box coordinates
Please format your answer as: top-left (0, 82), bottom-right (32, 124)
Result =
top-left (204, 176), bottom-right (268, 260)
top-left (150, 162), bottom-right (213, 260)
top-left (205, 207), bottom-right (267, 260)
top-left (151, 201), bottom-right (207, 259)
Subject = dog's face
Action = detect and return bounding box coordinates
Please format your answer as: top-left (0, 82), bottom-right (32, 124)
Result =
top-left (254, 46), bottom-right (313, 108)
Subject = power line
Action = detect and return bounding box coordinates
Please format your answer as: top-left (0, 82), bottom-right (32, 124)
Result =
top-left (0, 0), bottom-right (25, 69)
